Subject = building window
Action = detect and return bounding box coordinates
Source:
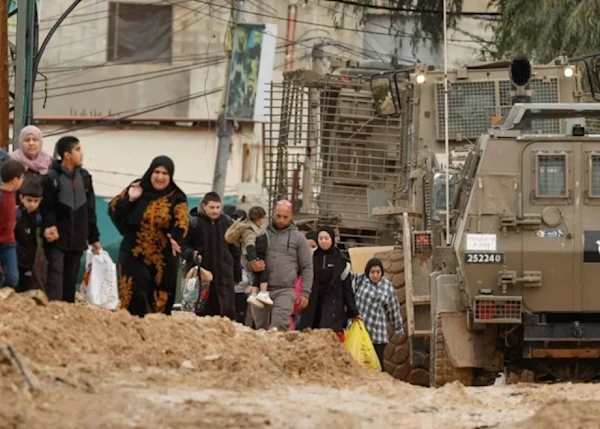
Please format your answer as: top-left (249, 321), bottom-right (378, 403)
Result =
top-left (536, 154), bottom-right (567, 197)
top-left (107, 2), bottom-right (173, 64)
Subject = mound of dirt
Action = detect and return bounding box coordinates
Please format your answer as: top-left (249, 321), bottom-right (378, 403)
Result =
top-left (502, 399), bottom-right (600, 429)
top-left (0, 290), bottom-right (382, 392)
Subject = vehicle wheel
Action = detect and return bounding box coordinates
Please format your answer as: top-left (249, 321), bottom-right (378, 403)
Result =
top-left (374, 249), bottom-right (430, 387)
top-left (430, 314), bottom-right (474, 387)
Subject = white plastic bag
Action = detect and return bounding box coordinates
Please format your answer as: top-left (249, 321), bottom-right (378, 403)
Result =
top-left (81, 249), bottom-right (119, 310)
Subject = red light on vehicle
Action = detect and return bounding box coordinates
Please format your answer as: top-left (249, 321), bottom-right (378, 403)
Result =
top-left (416, 234), bottom-right (430, 245)
top-left (503, 303), bottom-right (520, 314)
top-left (476, 300), bottom-right (496, 319)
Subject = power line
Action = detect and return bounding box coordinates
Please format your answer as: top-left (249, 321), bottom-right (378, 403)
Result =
top-left (38, 0), bottom-right (222, 75)
top-left (41, 49), bottom-right (315, 137)
top-left (320, 0), bottom-right (500, 17)
top-left (37, 0), bottom-right (192, 31)
top-left (34, 57), bottom-right (227, 101)
top-left (190, 0), bottom-right (492, 43)
top-left (34, 52), bottom-right (226, 92)
top-left (309, 0), bottom-right (493, 46)
top-left (36, 38), bottom-right (315, 99)
top-left (39, 0), bottom-right (103, 22)
top-left (42, 87), bottom-right (224, 137)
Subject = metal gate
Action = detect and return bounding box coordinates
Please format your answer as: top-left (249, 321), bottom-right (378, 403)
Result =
top-left (264, 69), bottom-right (410, 248)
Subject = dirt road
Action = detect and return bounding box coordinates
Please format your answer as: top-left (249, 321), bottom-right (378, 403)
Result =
top-left (1, 290), bottom-right (598, 429)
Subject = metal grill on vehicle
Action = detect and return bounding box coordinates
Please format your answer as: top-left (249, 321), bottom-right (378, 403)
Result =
top-left (264, 70), bottom-right (411, 249)
top-left (498, 78), bottom-right (560, 133)
top-left (412, 231), bottom-right (432, 255)
top-left (435, 78), bottom-right (560, 140)
top-left (474, 295), bottom-right (522, 324)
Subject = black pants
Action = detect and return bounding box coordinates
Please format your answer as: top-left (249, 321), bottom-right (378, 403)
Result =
top-left (252, 266), bottom-right (269, 287)
top-left (373, 343), bottom-right (386, 372)
top-left (17, 267), bottom-right (33, 293)
top-left (45, 248), bottom-right (83, 302)
top-left (235, 292), bottom-right (248, 324)
top-left (197, 281), bottom-right (236, 320)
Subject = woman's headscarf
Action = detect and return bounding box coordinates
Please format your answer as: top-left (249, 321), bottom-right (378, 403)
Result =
top-left (313, 225), bottom-right (344, 289)
top-left (128, 155), bottom-right (183, 225)
top-left (10, 125), bottom-right (52, 175)
top-left (316, 225), bottom-right (336, 254)
top-left (364, 257), bottom-right (384, 279)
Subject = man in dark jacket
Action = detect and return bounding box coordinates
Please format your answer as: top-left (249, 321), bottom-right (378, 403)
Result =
top-left (40, 136), bottom-right (101, 302)
top-left (182, 192), bottom-right (241, 320)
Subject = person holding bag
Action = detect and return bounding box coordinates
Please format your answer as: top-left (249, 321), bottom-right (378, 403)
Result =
top-left (108, 156), bottom-right (189, 317)
top-left (353, 257), bottom-right (404, 371)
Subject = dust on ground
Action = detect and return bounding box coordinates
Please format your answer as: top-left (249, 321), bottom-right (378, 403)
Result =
top-left (1, 289), bottom-right (599, 429)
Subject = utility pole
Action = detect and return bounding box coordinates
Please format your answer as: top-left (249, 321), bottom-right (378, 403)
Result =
top-left (285, 0), bottom-right (298, 71)
top-left (13, 0), bottom-right (36, 148)
top-left (212, 0), bottom-right (244, 198)
top-left (0, 0), bottom-right (9, 149)
top-left (302, 41), bottom-right (325, 213)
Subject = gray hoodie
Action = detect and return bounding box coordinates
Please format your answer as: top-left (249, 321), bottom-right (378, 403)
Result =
top-left (265, 222), bottom-right (313, 297)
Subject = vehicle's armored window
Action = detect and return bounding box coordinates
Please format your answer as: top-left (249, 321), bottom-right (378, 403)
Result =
top-left (591, 155), bottom-right (600, 195)
top-left (537, 154), bottom-right (567, 197)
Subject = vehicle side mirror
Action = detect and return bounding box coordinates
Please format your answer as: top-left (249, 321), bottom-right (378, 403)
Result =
top-left (370, 75), bottom-right (400, 118)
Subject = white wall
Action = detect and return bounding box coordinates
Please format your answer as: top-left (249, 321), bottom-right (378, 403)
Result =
top-left (32, 126), bottom-right (256, 199)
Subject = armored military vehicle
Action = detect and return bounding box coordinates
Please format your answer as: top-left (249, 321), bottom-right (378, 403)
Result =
top-left (368, 55), bottom-right (600, 385)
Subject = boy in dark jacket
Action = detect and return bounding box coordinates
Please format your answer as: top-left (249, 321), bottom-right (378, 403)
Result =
top-left (15, 177), bottom-right (43, 292)
top-left (182, 192), bottom-right (241, 320)
top-left (40, 136), bottom-right (101, 302)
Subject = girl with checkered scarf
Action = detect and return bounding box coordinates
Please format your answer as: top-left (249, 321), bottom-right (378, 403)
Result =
top-left (353, 257), bottom-right (404, 371)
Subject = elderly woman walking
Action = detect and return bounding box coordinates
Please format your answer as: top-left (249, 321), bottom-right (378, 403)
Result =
top-left (354, 257), bottom-right (404, 371)
top-left (109, 156), bottom-right (189, 317)
top-left (10, 126), bottom-right (53, 180)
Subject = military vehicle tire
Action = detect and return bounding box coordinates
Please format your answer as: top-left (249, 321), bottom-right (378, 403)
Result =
top-left (374, 249), bottom-right (430, 387)
top-left (430, 315), bottom-right (474, 387)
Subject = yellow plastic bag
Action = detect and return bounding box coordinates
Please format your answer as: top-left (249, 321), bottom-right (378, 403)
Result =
top-left (344, 320), bottom-right (382, 371)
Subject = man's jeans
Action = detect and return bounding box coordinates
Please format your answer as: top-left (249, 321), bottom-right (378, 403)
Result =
top-left (0, 243), bottom-right (19, 288)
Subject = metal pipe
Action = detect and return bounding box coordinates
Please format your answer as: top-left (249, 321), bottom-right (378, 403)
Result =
top-left (443, 0), bottom-right (451, 245)
top-left (285, 0), bottom-right (297, 70)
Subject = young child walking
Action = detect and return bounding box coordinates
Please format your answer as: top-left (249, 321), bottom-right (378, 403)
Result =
top-left (14, 178), bottom-right (43, 292)
top-left (225, 206), bottom-right (272, 308)
top-left (0, 160), bottom-right (26, 288)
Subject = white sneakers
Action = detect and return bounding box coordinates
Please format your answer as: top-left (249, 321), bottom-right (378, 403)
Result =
top-left (247, 291), bottom-right (274, 308)
top-left (256, 291), bottom-right (273, 306)
top-left (247, 293), bottom-right (263, 308)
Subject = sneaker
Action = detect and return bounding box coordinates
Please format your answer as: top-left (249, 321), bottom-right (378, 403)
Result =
top-left (256, 291), bottom-right (274, 306)
top-left (247, 294), bottom-right (264, 309)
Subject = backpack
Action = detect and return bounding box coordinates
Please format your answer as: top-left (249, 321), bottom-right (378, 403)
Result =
top-left (224, 218), bottom-right (248, 245)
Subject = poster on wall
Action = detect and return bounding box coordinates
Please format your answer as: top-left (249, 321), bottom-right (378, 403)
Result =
top-left (224, 23), bottom-right (277, 122)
